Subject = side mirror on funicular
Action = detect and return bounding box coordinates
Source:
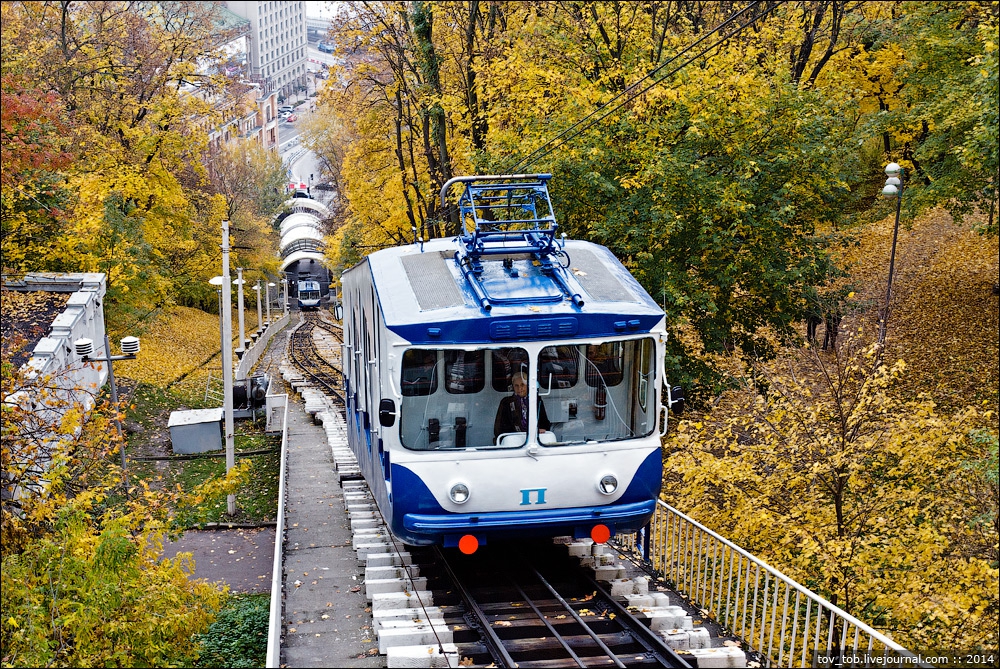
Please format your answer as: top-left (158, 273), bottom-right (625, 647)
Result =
top-left (669, 386), bottom-right (686, 416)
top-left (334, 304), bottom-right (343, 321)
top-left (378, 398), bottom-right (396, 427)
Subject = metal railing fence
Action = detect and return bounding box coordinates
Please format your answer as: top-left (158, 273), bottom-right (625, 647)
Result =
top-left (615, 501), bottom-right (921, 668)
top-left (265, 394), bottom-right (289, 669)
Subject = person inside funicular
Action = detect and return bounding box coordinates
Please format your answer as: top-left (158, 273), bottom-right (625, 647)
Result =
top-left (493, 370), bottom-right (551, 439)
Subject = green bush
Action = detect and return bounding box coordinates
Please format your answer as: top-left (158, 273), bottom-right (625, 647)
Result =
top-left (194, 593), bottom-right (269, 668)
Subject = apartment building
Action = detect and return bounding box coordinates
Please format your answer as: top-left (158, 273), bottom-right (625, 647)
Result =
top-left (225, 1), bottom-right (308, 101)
top-left (204, 4), bottom-right (281, 152)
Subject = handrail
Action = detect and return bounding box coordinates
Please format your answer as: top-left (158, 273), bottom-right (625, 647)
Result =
top-left (614, 501), bottom-right (923, 668)
top-left (265, 394), bottom-right (289, 668)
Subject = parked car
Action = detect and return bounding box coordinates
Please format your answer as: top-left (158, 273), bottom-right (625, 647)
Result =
top-left (285, 114), bottom-right (297, 123)
top-left (278, 105), bottom-right (294, 114)
top-left (318, 40), bottom-right (335, 53)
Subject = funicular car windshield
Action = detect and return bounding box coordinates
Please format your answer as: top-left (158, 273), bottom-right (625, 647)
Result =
top-left (397, 338), bottom-right (657, 450)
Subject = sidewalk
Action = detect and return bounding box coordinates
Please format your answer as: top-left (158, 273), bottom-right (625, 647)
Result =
top-left (279, 396), bottom-right (382, 667)
top-left (162, 526), bottom-right (275, 593)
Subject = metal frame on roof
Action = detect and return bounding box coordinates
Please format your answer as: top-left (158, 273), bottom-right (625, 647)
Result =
top-left (440, 174), bottom-right (584, 312)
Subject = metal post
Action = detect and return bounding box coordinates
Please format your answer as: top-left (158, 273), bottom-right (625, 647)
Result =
top-left (236, 267), bottom-right (247, 356)
top-left (255, 280), bottom-right (263, 334)
top-left (265, 282), bottom-right (273, 325)
top-left (282, 278), bottom-right (288, 315)
top-left (221, 221), bottom-right (237, 516)
top-left (878, 173), bottom-right (903, 346)
top-left (217, 288), bottom-right (224, 360)
top-left (103, 333), bottom-right (127, 483)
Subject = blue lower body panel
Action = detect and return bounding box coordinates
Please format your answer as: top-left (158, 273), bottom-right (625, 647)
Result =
top-left (401, 499), bottom-right (656, 546)
top-left (389, 450), bottom-right (662, 546)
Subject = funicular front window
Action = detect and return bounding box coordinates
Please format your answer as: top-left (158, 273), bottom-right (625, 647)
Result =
top-left (396, 339), bottom-right (657, 451)
top-left (400, 347), bottom-right (527, 450)
top-left (541, 338), bottom-right (657, 445)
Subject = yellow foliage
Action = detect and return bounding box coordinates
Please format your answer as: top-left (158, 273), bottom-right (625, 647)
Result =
top-left (114, 306), bottom-right (259, 388)
top-left (667, 339), bottom-right (998, 649)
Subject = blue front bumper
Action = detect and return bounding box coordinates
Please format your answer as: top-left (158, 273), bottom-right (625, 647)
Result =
top-left (400, 498), bottom-right (657, 546)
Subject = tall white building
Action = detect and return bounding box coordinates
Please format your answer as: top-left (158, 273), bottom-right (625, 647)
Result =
top-left (225, 1), bottom-right (308, 100)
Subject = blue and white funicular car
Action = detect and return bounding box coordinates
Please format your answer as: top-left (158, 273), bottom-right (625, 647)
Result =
top-left (341, 174), bottom-right (674, 553)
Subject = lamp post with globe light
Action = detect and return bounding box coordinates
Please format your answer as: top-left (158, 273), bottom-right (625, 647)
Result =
top-left (878, 162), bottom-right (904, 346)
top-left (217, 223), bottom-right (237, 514)
top-left (253, 280), bottom-right (263, 337)
top-left (266, 282), bottom-right (275, 325)
top-left (234, 268), bottom-right (247, 358)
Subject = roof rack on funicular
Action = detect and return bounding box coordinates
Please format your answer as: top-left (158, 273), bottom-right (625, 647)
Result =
top-left (440, 174), bottom-right (585, 312)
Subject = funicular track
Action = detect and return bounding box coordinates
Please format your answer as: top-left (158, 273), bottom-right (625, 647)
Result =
top-left (420, 541), bottom-right (694, 668)
top-left (287, 312), bottom-right (344, 404)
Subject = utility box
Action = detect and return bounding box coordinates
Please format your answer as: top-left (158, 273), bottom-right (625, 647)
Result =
top-left (168, 408), bottom-right (224, 454)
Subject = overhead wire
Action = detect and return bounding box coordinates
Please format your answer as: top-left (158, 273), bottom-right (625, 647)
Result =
top-left (504, 1), bottom-right (783, 174)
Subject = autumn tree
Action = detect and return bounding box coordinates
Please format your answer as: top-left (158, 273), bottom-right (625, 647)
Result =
top-left (666, 333), bottom-right (998, 649)
top-left (314, 1), bottom-right (997, 385)
top-left (207, 140), bottom-right (286, 289)
top-left (1, 1), bottom-right (262, 329)
top-left (886, 2), bottom-right (999, 236)
top-left (1, 328), bottom-right (248, 666)
top-left (0, 72), bottom-right (75, 274)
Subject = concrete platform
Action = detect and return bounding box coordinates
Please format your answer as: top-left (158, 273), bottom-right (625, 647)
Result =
top-left (279, 394), bottom-right (384, 668)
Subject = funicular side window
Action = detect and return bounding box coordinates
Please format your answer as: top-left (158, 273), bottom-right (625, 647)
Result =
top-left (401, 349), bottom-right (437, 396)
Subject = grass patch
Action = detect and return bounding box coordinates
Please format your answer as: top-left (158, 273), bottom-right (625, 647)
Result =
top-left (194, 592), bottom-right (269, 668)
top-left (122, 380), bottom-right (280, 525)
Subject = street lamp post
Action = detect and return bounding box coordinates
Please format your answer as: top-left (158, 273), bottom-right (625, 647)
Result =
top-left (266, 281), bottom-right (275, 325)
top-left (74, 335), bottom-right (140, 482)
top-left (221, 222), bottom-right (237, 515)
top-left (878, 162), bottom-right (904, 346)
top-left (253, 281), bottom-right (263, 337)
top-left (235, 269), bottom-right (247, 358)
top-left (209, 277), bottom-right (226, 363)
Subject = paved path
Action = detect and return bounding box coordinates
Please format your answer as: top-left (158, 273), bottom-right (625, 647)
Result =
top-left (163, 526), bottom-right (275, 593)
top-left (280, 396), bottom-right (383, 667)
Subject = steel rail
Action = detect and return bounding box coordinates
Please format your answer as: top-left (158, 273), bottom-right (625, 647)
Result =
top-left (507, 578), bottom-right (588, 668)
top-left (579, 573), bottom-right (694, 669)
top-left (432, 546), bottom-right (518, 668)
top-left (287, 320), bottom-right (345, 403)
top-left (529, 566), bottom-right (627, 669)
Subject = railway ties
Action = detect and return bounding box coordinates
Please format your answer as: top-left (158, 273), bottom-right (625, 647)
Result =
top-left (384, 542), bottom-right (694, 668)
top-left (349, 514), bottom-right (746, 667)
top-left (285, 313), bottom-right (345, 406)
top-left (346, 514), bottom-right (711, 667)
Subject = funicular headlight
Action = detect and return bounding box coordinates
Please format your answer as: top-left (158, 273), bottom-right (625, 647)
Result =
top-left (598, 474), bottom-right (618, 495)
top-left (449, 483), bottom-right (471, 504)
